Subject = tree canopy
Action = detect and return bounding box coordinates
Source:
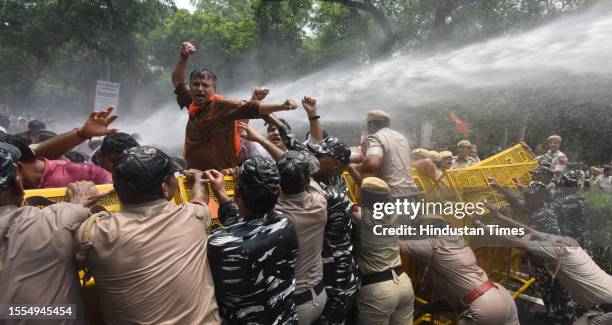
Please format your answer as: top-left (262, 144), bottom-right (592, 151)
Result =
top-left (2, 0), bottom-right (609, 162)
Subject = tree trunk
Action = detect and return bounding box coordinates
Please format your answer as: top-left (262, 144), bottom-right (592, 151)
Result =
top-left (322, 0), bottom-right (395, 56)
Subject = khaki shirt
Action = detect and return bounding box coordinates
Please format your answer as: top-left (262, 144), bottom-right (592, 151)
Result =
top-left (537, 150), bottom-right (568, 174)
top-left (451, 156), bottom-right (477, 169)
top-left (1, 204), bottom-right (90, 324)
top-left (353, 206), bottom-right (402, 275)
top-left (175, 84), bottom-right (261, 171)
top-left (364, 128), bottom-right (418, 197)
top-left (276, 180), bottom-right (328, 294)
top-left (528, 236), bottom-right (612, 308)
top-left (400, 236), bottom-right (488, 307)
top-left (77, 199), bottom-right (220, 325)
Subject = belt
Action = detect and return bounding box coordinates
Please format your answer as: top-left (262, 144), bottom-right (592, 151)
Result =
top-left (457, 281), bottom-right (495, 313)
top-left (361, 266), bottom-right (404, 287)
top-left (294, 281), bottom-right (325, 306)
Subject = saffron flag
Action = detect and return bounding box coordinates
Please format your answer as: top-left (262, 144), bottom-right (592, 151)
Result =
top-left (450, 112), bottom-right (470, 135)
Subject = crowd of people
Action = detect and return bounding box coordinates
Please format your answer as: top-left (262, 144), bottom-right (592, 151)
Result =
top-left (1, 41), bottom-right (611, 325)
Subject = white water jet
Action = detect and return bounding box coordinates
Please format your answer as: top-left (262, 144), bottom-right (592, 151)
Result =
top-left (124, 5), bottom-right (612, 149)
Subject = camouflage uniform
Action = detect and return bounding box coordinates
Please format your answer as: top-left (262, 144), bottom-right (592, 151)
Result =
top-left (318, 175), bottom-right (360, 325)
top-left (538, 150), bottom-right (568, 183)
top-left (552, 192), bottom-right (589, 247)
top-left (291, 136), bottom-right (360, 324)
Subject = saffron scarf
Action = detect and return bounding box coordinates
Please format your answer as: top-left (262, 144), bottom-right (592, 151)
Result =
top-left (186, 95), bottom-right (241, 158)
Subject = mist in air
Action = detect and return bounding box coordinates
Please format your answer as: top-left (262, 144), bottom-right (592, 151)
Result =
top-left (120, 5), bottom-right (612, 150)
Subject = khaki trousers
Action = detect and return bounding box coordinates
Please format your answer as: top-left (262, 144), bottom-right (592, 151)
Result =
top-left (357, 271), bottom-right (414, 325)
top-left (459, 283), bottom-right (519, 325)
top-left (297, 287), bottom-right (328, 325)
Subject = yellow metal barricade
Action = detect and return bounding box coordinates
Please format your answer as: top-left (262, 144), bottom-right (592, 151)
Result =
top-left (23, 144), bottom-right (538, 325)
top-left (472, 143), bottom-right (534, 167)
top-left (24, 184), bottom-right (122, 211)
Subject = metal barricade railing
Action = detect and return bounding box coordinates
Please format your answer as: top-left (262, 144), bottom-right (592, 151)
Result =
top-left (23, 144), bottom-right (539, 325)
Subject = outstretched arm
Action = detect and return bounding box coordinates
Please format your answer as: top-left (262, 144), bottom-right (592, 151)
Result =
top-left (483, 202), bottom-right (537, 234)
top-left (258, 99), bottom-right (298, 115)
top-left (34, 107), bottom-right (118, 160)
top-left (172, 42), bottom-right (196, 87)
top-left (487, 177), bottom-right (525, 209)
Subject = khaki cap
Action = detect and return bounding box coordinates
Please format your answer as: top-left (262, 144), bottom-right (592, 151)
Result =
top-left (416, 214), bottom-right (447, 227)
top-left (366, 110), bottom-right (391, 123)
top-left (429, 151), bottom-right (442, 162)
top-left (547, 135), bottom-right (562, 142)
top-left (457, 140), bottom-right (472, 148)
top-left (361, 177), bottom-right (390, 195)
top-left (440, 151), bottom-right (453, 159)
top-left (412, 148), bottom-right (430, 160)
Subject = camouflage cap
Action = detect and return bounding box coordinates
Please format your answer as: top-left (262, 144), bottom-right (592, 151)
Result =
top-left (307, 136), bottom-right (351, 166)
top-left (238, 156), bottom-right (280, 195)
top-left (523, 180), bottom-right (550, 198)
top-left (0, 143), bottom-right (20, 191)
top-left (547, 135), bottom-right (562, 143)
top-left (561, 169), bottom-right (580, 187)
top-left (277, 150), bottom-right (314, 187)
top-left (112, 145), bottom-right (177, 192)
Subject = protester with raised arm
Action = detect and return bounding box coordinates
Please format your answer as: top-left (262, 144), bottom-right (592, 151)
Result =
top-left (171, 41), bottom-right (298, 171)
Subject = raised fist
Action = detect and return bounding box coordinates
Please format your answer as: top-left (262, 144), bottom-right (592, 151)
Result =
top-left (282, 99), bottom-right (298, 111)
top-left (251, 87), bottom-right (270, 101)
top-left (180, 42), bottom-right (196, 59)
top-left (301, 96), bottom-right (317, 115)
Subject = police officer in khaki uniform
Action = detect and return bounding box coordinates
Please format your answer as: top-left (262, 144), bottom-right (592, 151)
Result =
top-left (353, 177), bottom-right (415, 325)
top-left (0, 143), bottom-right (98, 324)
top-left (537, 135), bottom-right (568, 180)
top-left (481, 206), bottom-right (612, 325)
top-left (440, 151), bottom-right (453, 173)
top-left (452, 140), bottom-right (478, 169)
top-left (400, 215), bottom-right (519, 325)
top-left (76, 146), bottom-right (221, 325)
top-left (352, 110), bottom-right (419, 200)
top-left (429, 151), bottom-right (444, 179)
top-left (411, 148), bottom-right (430, 161)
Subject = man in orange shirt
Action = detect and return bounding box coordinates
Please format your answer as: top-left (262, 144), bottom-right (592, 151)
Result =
top-left (172, 41), bottom-right (298, 171)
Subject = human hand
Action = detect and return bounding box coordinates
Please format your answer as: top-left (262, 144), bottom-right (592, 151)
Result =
top-left (282, 99), bottom-right (297, 111)
top-left (180, 42), bottom-right (196, 59)
top-left (203, 169), bottom-right (230, 204)
top-left (301, 96), bottom-right (317, 116)
top-left (251, 87), bottom-right (270, 101)
top-left (237, 122), bottom-right (266, 143)
top-left (78, 107), bottom-right (119, 139)
top-left (67, 181), bottom-right (99, 206)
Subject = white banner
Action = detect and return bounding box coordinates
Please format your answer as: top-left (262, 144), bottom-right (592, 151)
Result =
top-left (94, 80), bottom-right (120, 111)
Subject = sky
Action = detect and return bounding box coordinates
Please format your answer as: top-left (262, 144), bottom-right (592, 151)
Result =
top-left (174, 0), bottom-right (195, 12)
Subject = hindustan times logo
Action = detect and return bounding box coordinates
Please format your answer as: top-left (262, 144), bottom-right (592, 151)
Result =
top-left (372, 200), bottom-right (485, 220)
